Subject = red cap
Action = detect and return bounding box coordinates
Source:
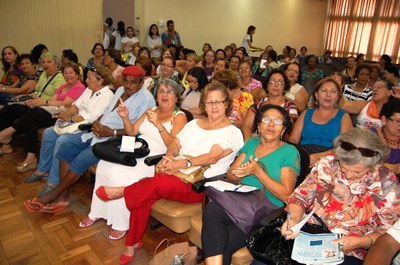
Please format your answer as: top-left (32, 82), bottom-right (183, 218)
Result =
top-left (122, 66), bottom-right (145, 77)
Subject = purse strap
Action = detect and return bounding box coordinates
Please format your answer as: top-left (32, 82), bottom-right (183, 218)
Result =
top-left (311, 212), bottom-right (330, 232)
top-left (36, 72), bottom-right (60, 98)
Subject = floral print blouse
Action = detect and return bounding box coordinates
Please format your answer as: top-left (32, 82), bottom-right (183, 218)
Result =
top-left (288, 155), bottom-right (400, 260)
top-left (229, 91), bottom-right (254, 123)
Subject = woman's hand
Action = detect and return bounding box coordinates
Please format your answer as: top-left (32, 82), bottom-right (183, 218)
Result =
top-left (58, 110), bottom-right (71, 121)
top-left (117, 97), bottom-right (129, 119)
top-left (157, 156), bottom-right (185, 175)
top-left (281, 219), bottom-right (301, 240)
top-left (146, 109), bottom-right (160, 127)
top-left (25, 97), bottom-right (44, 108)
top-left (331, 236), bottom-right (363, 255)
top-left (231, 156), bottom-right (260, 178)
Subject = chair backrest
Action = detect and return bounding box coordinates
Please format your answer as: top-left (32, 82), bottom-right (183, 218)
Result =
top-left (285, 141), bottom-right (310, 187)
top-left (180, 107), bottom-right (194, 122)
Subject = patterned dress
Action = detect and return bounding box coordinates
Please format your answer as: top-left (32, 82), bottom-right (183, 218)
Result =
top-left (288, 155), bottom-right (400, 260)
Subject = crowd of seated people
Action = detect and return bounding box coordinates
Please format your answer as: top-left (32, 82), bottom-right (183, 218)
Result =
top-left (1, 18), bottom-right (400, 265)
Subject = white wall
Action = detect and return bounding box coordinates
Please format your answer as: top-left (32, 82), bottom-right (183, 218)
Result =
top-left (138, 0), bottom-right (328, 56)
top-left (0, 0), bottom-right (103, 65)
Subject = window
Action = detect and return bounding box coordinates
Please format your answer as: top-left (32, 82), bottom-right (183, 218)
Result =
top-left (325, 0), bottom-right (400, 63)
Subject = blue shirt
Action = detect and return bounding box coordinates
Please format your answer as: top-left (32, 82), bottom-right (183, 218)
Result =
top-left (82, 85), bottom-right (156, 145)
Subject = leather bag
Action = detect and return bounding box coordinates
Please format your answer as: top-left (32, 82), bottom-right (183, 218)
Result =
top-left (92, 137), bottom-right (150, 166)
top-left (206, 186), bottom-right (280, 233)
top-left (246, 211), bottom-right (330, 264)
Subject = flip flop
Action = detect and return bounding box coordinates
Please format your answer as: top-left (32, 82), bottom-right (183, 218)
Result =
top-left (40, 203), bottom-right (66, 213)
top-left (24, 197), bottom-right (44, 212)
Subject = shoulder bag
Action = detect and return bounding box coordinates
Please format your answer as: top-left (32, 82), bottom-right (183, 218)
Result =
top-left (246, 211), bottom-right (331, 265)
top-left (92, 136), bottom-right (150, 166)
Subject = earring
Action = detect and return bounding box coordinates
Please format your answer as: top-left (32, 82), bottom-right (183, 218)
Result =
top-left (334, 102), bottom-right (338, 108)
top-left (315, 100), bottom-right (319, 107)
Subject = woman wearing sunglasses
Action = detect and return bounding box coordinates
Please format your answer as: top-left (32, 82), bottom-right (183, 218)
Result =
top-left (280, 127), bottom-right (400, 265)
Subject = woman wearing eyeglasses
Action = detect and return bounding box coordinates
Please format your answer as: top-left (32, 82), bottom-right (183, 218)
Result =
top-left (242, 68), bottom-right (298, 142)
top-left (283, 62), bottom-right (309, 112)
top-left (369, 97), bottom-right (400, 179)
top-left (149, 56), bottom-right (183, 97)
top-left (289, 77), bottom-right (353, 166)
top-left (281, 128), bottom-right (400, 265)
top-left (202, 104), bottom-right (299, 265)
top-left (93, 82), bottom-right (244, 264)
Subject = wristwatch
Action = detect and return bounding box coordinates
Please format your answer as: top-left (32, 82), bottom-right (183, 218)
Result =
top-left (70, 116), bottom-right (74, 123)
top-left (113, 129), bottom-right (117, 137)
top-left (185, 158), bottom-right (192, 168)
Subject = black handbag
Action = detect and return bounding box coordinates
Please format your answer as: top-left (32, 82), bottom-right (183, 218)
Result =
top-left (246, 211), bottom-right (330, 265)
top-left (92, 137), bottom-right (150, 166)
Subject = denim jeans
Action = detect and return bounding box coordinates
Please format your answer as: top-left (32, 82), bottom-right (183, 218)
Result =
top-left (37, 128), bottom-right (85, 185)
top-left (56, 134), bottom-right (99, 175)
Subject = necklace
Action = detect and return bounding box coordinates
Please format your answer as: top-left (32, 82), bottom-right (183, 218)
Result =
top-left (381, 127), bottom-right (400, 146)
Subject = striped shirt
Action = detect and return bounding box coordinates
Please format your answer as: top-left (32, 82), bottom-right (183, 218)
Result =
top-left (342, 84), bottom-right (372, 102)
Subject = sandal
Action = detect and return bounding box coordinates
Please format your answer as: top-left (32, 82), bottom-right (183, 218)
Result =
top-left (24, 197), bottom-right (44, 212)
top-left (40, 203), bottom-right (66, 213)
top-left (24, 172), bottom-right (48, 183)
top-left (79, 217), bottom-right (99, 228)
top-left (109, 229), bottom-right (127, 240)
top-left (37, 184), bottom-right (58, 197)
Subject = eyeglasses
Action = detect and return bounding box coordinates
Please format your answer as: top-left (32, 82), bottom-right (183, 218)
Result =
top-left (160, 63), bottom-right (174, 68)
top-left (339, 141), bottom-right (379, 157)
top-left (286, 69), bottom-right (299, 74)
top-left (268, 79), bottom-right (284, 86)
top-left (389, 117), bottom-right (400, 124)
top-left (204, 100), bottom-right (226, 106)
top-left (373, 85), bottom-right (388, 90)
top-left (261, 117), bottom-right (283, 125)
top-left (158, 89), bottom-right (175, 95)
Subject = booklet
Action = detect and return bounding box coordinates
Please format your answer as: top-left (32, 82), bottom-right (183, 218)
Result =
top-left (204, 180), bottom-right (258, 193)
top-left (291, 231), bottom-right (343, 265)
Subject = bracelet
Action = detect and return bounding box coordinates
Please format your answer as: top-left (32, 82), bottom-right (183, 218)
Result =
top-left (113, 129), bottom-right (117, 137)
top-left (45, 100), bottom-right (48, 106)
top-left (70, 115), bottom-right (75, 123)
top-left (158, 126), bottom-right (164, 133)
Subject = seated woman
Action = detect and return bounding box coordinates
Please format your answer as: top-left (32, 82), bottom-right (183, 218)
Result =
top-left (289, 77), bottom-right (353, 166)
top-left (86, 43), bottom-right (105, 69)
top-left (213, 58), bottom-right (229, 76)
top-left (342, 63), bottom-right (372, 102)
top-left (79, 79), bottom-right (187, 240)
top-left (0, 46), bottom-right (22, 104)
top-left (252, 51), bottom-right (270, 77)
top-left (0, 53), bottom-right (40, 103)
top-left (23, 64), bottom-right (113, 194)
top-left (341, 56), bottom-right (357, 84)
top-left (242, 68), bottom-right (298, 142)
top-left (214, 69), bottom-right (253, 128)
top-left (300, 55), bottom-right (324, 85)
top-left (0, 52), bottom-right (65, 156)
top-left (104, 48), bottom-right (125, 90)
top-left (281, 128), bottom-right (400, 265)
top-left (202, 104), bottom-right (300, 265)
top-left (238, 61), bottom-right (264, 100)
top-left (24, 66), bottom-right (155, 211)
top-left (180, 67), bottom-right (208, 111)
top-left (0, 62), bottom-right (85, 172)
top-left (371, 97), bottom-right (400, 178)
top-left (149, 56), bottom-right (183, 97)
top-left (201, 50), bottom-right (216, 81)
top-left (175, 53), bottom-right (201, 89)
top-left (229, 55), bottom-right (240, 74)
top-left (283, 62), bottom-right (309, 112)
top-left (135, 56), bottom-right (154, 91)
top-left (356, 78), bottom-right (393, 128)
top-left (94, 82), bottom-right (244, 264)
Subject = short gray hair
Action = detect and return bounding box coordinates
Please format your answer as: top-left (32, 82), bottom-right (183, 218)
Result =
top-left (333, 127), bottom-right (389, 166)
top-left (156, 79), bottom-right (182, 101)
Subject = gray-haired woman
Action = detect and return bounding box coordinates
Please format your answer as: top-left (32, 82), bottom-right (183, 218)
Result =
top-left (279, 127), bottom-right (400, 265)
top-left (79, 79), bottom-right (188, 240)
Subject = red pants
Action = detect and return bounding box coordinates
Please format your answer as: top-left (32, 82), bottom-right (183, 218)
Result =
top-left (123, 173), bottom-right (204, 246)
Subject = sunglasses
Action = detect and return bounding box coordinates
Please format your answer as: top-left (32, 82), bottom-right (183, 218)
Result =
top-left (339, 141), bottom-right (379, 157)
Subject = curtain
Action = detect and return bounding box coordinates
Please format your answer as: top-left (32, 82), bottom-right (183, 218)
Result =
top-left (325, 0), bottom-right (400, 63)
